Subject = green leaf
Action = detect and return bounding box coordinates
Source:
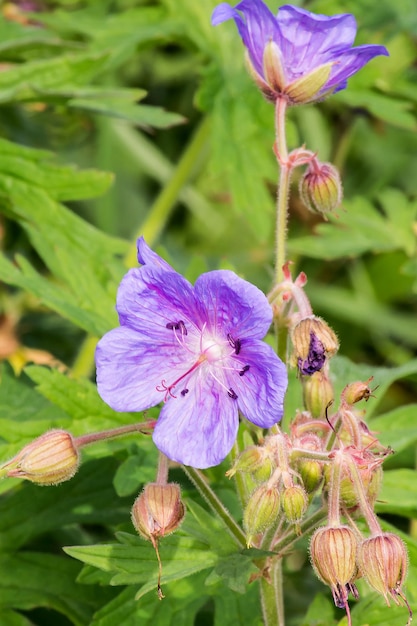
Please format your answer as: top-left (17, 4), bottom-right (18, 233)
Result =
top-left (289, 189), bottom-right (417, 260)
top-left (376, 468), bottom-right (417, 517)
top-left (370, 404), bottom-right (417, 453)
top-left (208, 552), bottom-right (257, 594)
top-left (64, 533), bottom-right (218, 594)
top-left (0, 52), bottom-right (112, 103)
top-left (68, 98), bottom-right (185, 128)
top-left (0, 552), bottom-right (111, 626)
top-left (212, 580), bottom-right (262, 626)
top-left (0, 457), bottom-right (131, 551)
top-left (337, 89), bottom-right (416, 130)
top-left (90, 578), bottom-right (208, 626)
top-left (300, 593), bottom-right (335, 626)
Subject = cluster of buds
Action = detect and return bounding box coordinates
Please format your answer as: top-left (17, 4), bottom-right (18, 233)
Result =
top-left (230, 373), bottom-right (411, 623)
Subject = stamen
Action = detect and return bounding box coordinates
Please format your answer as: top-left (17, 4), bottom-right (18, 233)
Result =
top-left (239, 365), bottom-right (250, 376)
top-left (227, 333), bottom-right (242, 355)
top-left (228, 388), bottom-right (238, 400)
top-left (181, 389), bottom-right (189, 396)
top-left (166, 320), bottom-right (187, 335)
top-left (178, 320), bottom-right (188, 336)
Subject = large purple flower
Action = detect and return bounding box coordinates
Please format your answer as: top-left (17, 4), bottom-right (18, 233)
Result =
top-left (212, 1), bottom-right (388, 104)
top-left (96, 238), bottom-right (287, 469)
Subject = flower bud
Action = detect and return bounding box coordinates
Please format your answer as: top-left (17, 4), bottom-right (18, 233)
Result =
top-left (310, 526), bottom-right (358, 608)
top-left (299, 459), bottom-right (323, 493)
top-left (243, 484), bottom-right (280, 547)
top-left (341, 378), bottom-right (375, 406)
top-left (131, 483), bottom-right (185, 542)
top-left (291, 316), bottom-right (339, 375)
top-left (358, 533), bottom-right (409, 606)
top-left (303, 371), bottom-right (334, 418)
top-left (1, 429), bottom-right (80, 485)
top-left (226, 445), bottom-right (273, 482)
top-left (299, 160), bottom-right (342, 218)
top-left (281, 485), bottom-right (308, 525)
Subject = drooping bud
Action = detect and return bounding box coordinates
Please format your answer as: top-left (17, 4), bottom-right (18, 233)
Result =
top-left (299, 160), bottom-right (342, 219)
top-left (281, 485), bottom-right (308, 525)
top-left (310, 525), bottom-right (358, 612)
top-left (291, 316), bottom-right (339, 375)
top-left (1, 429), bottom-right (80, 485)
top-left (358, 533), bottom-right (410, 609)
top-left (303, 370), bottom-right (334, 418)
top-left (131, 483), bottom-right (185, 543)
top-left (243, 484), bottom-right (280, 547)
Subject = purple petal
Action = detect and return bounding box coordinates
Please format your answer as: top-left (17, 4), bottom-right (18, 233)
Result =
top-left (213, 0), bottom-right (282, 76)
top-left (116, 265), bottom-right (199, 337)
top-left (95, 327), bottom-right (168, 411)
top-left (136, 236), bottom-right (173, 271)
top-left (153, 376), bottom-right (239, 468)
top-left (325, 44), bottom-right (389, 91)
top-left (194, 270), bottom-right (272, 340)
top-left (231, 341), bottom-right (287, 427)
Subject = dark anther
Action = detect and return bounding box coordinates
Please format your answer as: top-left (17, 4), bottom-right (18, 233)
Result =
top-left (166, 320), bottom-right (187, 335)
top-left (239, 365), bottom-right (250, 376)
top-left (227, 388), bottom-right (238, 400)
top-left (178, 320), bottom-right (188, 335)
top-left (227, 333), bottom-right (241, 355)
top-left (181, 389), bottom-right (189, 397)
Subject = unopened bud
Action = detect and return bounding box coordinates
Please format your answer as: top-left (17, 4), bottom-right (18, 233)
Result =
top-left (243, 484), bottom-right (280, 546)
top-left (341, 378), bottom-right (375, 406)
top-left (299, 460), bottom-right (323, 493)
top-left (227, 445), bottom-right (273, 482)
top-left (281, 485), bottom-right (308, 525)
top-left (358, 533), bottom-right (409, 607)
top-left (310, 525), bottom-right (358, 608)
top-left (1, 429), bottom-right (79, 485)
top-left (303, 370), bottom-right (334, 418)
top-left (131, 483), bottom-right (185, 542)
top-left (292, 316), bottom-right (339, 375)
top-left (299, 160), bottom-right (342, 218)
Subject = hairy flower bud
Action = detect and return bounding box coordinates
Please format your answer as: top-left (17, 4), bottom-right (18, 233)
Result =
top-left (243, 484), bottom-right (280, 547)
top-left (303, 370), bottom-right (334, 418)
top-left (299, 160), bottom-right (342, 218)
top-left (227, 445), bottom-right (273, 482)
top-left (341, 378), bottom-right (375, 406)
top-left (281, 485), bottom-right (308, 524)
top-left (292, 316), bottom-right (339, 375)
top-left (1, 429), bottom-right (80, 485)
top-left (358, 533), bottom-right (409, 606)
top-left (299, 459), bottom-right (323, 493)
top-left (131, 483), bottom-right (185, 542)
top-left (310, 526), bottom-right (358, 609)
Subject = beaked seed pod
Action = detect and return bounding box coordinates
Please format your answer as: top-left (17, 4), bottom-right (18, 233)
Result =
top-left (358, 533), bottom-right (408, 606)
top-left (131, 483), bottom-right (185, 542)
top-left (310, 525), bottom-right (358, 609)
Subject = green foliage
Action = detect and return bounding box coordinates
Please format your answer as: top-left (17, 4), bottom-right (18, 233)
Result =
top-left (0, 0), bottom-right (416, 624)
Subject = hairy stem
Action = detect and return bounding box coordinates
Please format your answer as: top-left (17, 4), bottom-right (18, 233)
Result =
top-left (182, 466), bottom-right (246, 548)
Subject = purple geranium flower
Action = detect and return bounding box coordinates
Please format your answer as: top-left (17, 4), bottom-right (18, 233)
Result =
top-left (212, 0), bottom-right (388, 104)
top-left (96, 238), bottom-right (287, 469)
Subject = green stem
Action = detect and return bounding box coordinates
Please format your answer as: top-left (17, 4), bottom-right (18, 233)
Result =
top-left (182, 466), bottom-right (246, 548)
top-left (274, 97), bottom-right (290, 286)
top-left (124, 116), bottom-right (211, 268)
top-left (260, 558), bottom-right (285, 626)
